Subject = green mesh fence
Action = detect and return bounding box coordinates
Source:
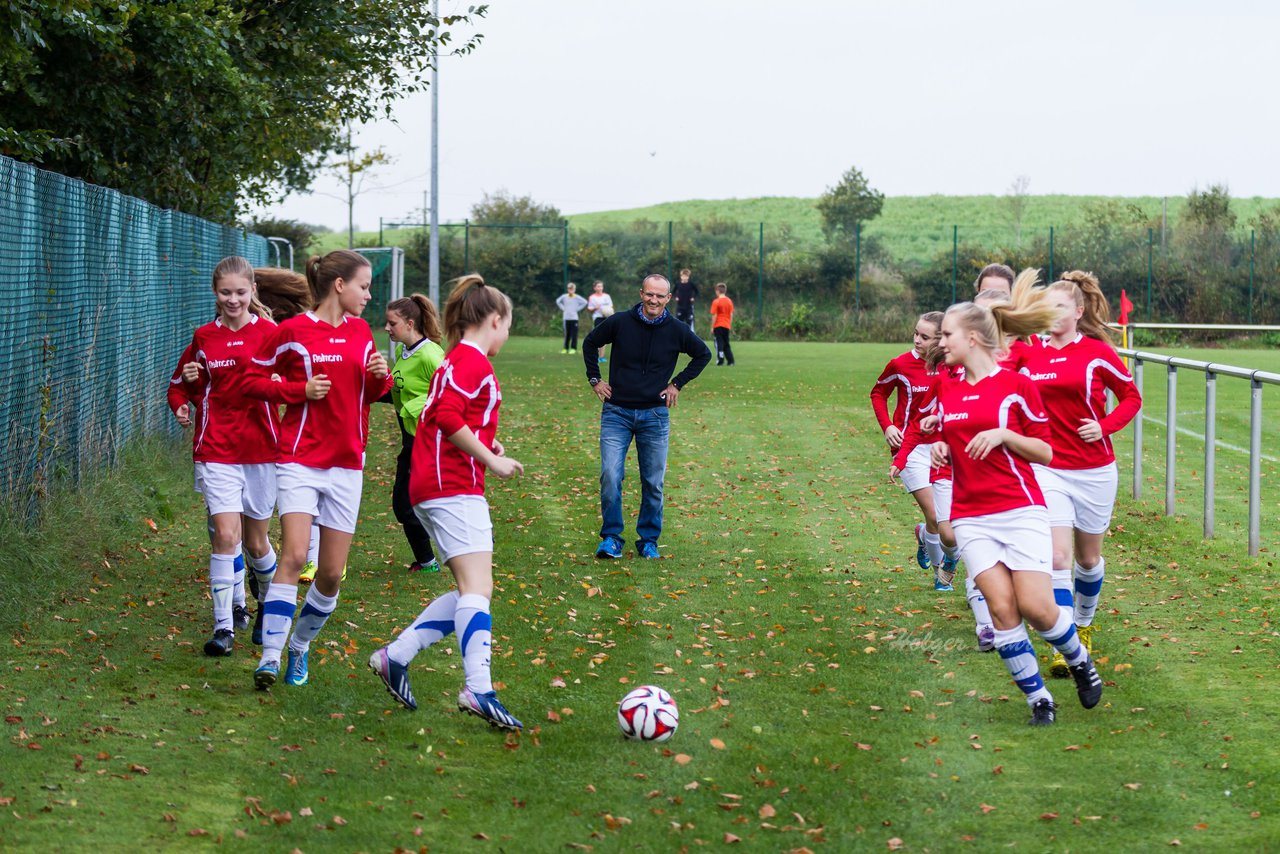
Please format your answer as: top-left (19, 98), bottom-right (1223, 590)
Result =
top-left (355, 247), bottom-right (399, 323)
top-left (0, 154), bottom-right (268, 517)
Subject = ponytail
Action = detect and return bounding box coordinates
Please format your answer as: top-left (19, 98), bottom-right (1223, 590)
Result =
top-left (442, 274), bottom-right (512, 351)
top-left (387, 293), bottom-right (443, 344)
top-left (253, 267), bottom-right (313, 321)
top-left (305, 249), bottom-right (369, 303)
top-left (1050, 271), bottom-right (1116, 344)
top-left (946, 268), bottom-right (1056, 355)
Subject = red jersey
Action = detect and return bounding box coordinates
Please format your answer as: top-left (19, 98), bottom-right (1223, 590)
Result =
top-left (999, 336), bottom-right (1044, 371)
top-left (167, 316), bottom-right (280, 464)
top-left (409, 341), bottom-right (502, 503)
top-left (243, 312), bottom-right (390, 471)
top-left (938, 367), bottom-right (1051, 520)
top-left (870, 349), bottom-right (932, 432)
top-left (1022, 334), bottom-right (1142, 470)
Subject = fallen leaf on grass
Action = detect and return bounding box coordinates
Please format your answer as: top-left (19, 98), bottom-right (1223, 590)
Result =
top-left (1124, 783), bottom-right (1142, 791)
top-left (709, 738), bottom-right (726, 750)
top-left (332, 815), bottom-right (347, 826)
top-left (673, 754), bottom-right (692, 765)
top-left (758, 804), bottom-right (776, 819)
top-left (724, 832), bottom-right (741, 843)
top-left (979, 804), bottom-right (996, 814)
top-left (887, 838), bottom-right (904, 851)
top-left (1040, 812), bottom-right (1059, 820)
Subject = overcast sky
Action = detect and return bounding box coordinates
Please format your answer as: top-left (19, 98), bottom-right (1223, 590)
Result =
top-left (255, 0), bottom-right (1279, 232)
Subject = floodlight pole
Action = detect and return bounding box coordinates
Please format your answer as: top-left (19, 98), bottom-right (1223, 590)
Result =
top-left (428, 0), bottom-right (441, 306)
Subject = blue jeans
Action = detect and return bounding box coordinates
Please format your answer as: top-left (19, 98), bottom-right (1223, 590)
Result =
top-left (599, 403), bottom-right (669, 547)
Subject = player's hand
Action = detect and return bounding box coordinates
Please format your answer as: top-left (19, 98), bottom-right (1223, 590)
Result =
top-left (965, 428), bottom-right (1007, 460)
top-left (919, 415), bottom-right (940, 434)
top-left (487, 455), bottom-right (524, 479)
top-left (662, 383), bottom-right (680, 408)
top-left (888, 464), bottom-right (901, 483)
top-left (367, 351), bottom-right (388, 379)
top-left (1077, 418), bottom-right (1103, 443)
top-left (930, 441), bottom-right (950, 468)
top-left (884, 425), bottom-right (903, 449)
top-left (306, 373), bottom-right (331, 400)
top-left (593, 381), bottom-right (612, 402)
top-left (181, 361), bottom-right (202, 383)
top-left (492, 439), bottom-right (506, 457)
top-left (174, 403), bottom-right (192, 427)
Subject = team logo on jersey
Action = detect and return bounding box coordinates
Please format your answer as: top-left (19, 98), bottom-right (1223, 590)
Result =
top-left (329, 338), bottom-right (346, 344)
top-left (1028, 372), bottom-right (1057, 381)
top-left (226, 340), bottom-right (244, 347)
top-left (962, 394), bottom-right (979, 401)
top-left (207, 358), bottom-right (237, 369)
top-left (1050, 357), bottom-right (1067, 364)
top-left (312, 353), bottom-right (343, 363)
top-left (912, 384), bottom-right (930, 393)
top-left (944, 412), bottom-right (969, 422)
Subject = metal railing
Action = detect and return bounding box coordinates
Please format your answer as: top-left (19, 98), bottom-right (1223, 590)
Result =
top-left (1121, 348), bottom-right (1280, 556)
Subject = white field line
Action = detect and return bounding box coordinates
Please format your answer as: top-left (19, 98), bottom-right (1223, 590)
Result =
top-left (1141, 414), bottom-right (1279, 463)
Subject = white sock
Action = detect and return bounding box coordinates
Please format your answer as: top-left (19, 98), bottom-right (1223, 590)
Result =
top-left (232, 545), bottom-right (246, 607)
top-left (250, 544), bottom-right (277, 601)
top-left (260, 583), bottom-right (298, 664)
top-left (966, 572), bottom-right (992, 628)
top-left (290, 584), bottom-right (338, 654)
top-left (387, 591), bottom-right (460, 665)
top-left (307, 526), bottom-right (321, 566)
top-left (455, 593), bottom-right (493, 694)
top-left (1074, 557), bottom-right (1106, 627)
top-left (209, 553), bottom-right (236, 632)
top-left (923, 531), bottom-right (944, 567)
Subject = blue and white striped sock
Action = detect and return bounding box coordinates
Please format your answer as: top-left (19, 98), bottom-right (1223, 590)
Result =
top-left (1038, 608), bottom-right (1088, 668)
top-left (232, 547), bottom-right (247, 607)
top-left (260, 583), bottom-right (298, 664)
top-left (289, 584), bottom-right (338, 654)
top-left (250, 545), bottom-right (277, 602)
top-left (455, 593), bottom-right (493, 694)
top-left (210, 553), bottom-right (236, 632)
top-left (1074, 557), bottom-right (1105, 627)
top-left (1051, 567), bottom-right (1073, 612)
top-left (388, 590), bottom-right (460, 665)
top-left (994, 625), bottom-right (1052, 705)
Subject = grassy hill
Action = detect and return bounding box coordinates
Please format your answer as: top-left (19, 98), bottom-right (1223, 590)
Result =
top-left (311, 194), bottom-right (1280, 266)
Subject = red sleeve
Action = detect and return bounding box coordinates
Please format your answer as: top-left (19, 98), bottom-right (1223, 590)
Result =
top-left (1096, 348), bottom-right (1143, 436)
top-left (894, 421), bottom-right (921, 469)
top-left (242, 326), bottom-right (308, 404)
top-left (167, 342), bottom-right (197, 413)
top-left (868, 358), bottom-right (898, 430)
top-left (1016, 379), bottom-right (1052, 443)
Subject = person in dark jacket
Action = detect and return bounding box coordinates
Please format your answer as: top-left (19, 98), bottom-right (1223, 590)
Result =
top-left (582, 274), bottom-right (711, 560)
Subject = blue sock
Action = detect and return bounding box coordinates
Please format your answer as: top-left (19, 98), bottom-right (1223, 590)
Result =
top-left (388, 590), bottom-right (459, 665)
top-left (455, 593), bottom-right (493, 694)
top-left (290, 584), bottom-right (338, 654)
top-left (1038, 609), bottom-right (1088, 667)
top-left (994, 625), bottom-right (1051, 705)
top-left (1051, 568), bottom-right (1073, 610)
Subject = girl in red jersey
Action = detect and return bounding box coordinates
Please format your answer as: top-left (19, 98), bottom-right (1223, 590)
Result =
top-left (167, 257), bottom-right (292, 657)
top-left (872, 313), bottom-right (944, 571)
top-left (369, 274), bottom-right (526, 730)
top-left (932, 270), bottom-right (1103, 726)
top-left (1024, 271), bottom-right (1141, 674)
top-left (243, 249), bottom-right (391, 691)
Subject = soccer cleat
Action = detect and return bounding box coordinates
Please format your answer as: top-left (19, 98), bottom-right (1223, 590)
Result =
top-left (284, 648), bottom-right (309, 686)
top-left (638, 541), bottom-right (661, 559)
top-left (251, 607), bottom-right (264, 646)
top-left (232, 604), bottom-right (251, 633)
top-left (203, 628), bottom-right (234, 657)
top-left (914, 523), bottom-right (930, 570)
top-left (595, 537), bottom-right (623, 560)
top-left (1069, 656), bottom-right (1103, 709)
top-left (368, 648), bottom-right (417, 711)
top-left (458, 687), bottom-right (523, 731)
top-left (1076, 624), bottom-right (1095, 655)
top-left (409, 558), bottom-right (441, 574)
top-left (1028, 698), bottom-right (1056, 726)
top-left (1049, 650), bottom-right (1069, 678)
top-left (253, 659), bottom-right (279, 690)
top-left (299, 561), bottom-right (317, 583)
top-left (976, 624), bottom-right (996, 652)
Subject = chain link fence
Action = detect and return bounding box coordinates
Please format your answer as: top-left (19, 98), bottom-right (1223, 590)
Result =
top-left (0, 154), bottom-right (268, 518)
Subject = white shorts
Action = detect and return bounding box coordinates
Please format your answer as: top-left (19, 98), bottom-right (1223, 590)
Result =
top-left (931, 478), bottom-right (953, 525)
top-left (952, 506), bottom-right (1052, 579)
top-left (413, 495), bottom-right (493, 563)
top-left (900, 444), bottom-right (933, 494)
top-left (194, 462), bottom-right (276, 520)
top-left (1033, 463), bottom-right (1118, 535)
top-left (276, 463), bottom-right (363, 534)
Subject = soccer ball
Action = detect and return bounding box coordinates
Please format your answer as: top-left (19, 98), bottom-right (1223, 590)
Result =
top-left (617, 685), bottom-right (679, 742)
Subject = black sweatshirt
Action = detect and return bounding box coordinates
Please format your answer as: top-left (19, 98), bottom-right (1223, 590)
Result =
top-left (582, 305), bottom-right (711, 409)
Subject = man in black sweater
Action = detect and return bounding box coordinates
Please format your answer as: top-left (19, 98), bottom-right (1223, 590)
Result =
top-left (582, 274), bottom-right (711, 560)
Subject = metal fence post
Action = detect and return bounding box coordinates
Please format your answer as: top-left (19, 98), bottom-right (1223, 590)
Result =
top-left (1204, 370), bottom-right (1216, 538)
top-left (1146, 227), bottom-right (1153, 319)
top-left (1132, 358), bottom-right (1144, 500)
top-left (562, 220), bottom-right (569, 288)
top-left (1049, 226), bottom-right (1054, 282)
top-left (1249, 378), bottom-right (1262, 556)
top-left (463, 219), bottom-right (470, 273)
top-left (1165, 364), bottom-right (1177, 516)
top-left (666, 221), bottom-right (673, 282)
top-left (757, 222), bottom-right (764, 329)
top-left (1249, 229), bottom-right (1255, 326)
top-left (854, 223), bottom-right (861, 312)
top-left (950, 225), bottom-right (957, 303)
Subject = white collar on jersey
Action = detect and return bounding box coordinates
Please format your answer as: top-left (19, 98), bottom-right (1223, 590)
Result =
top-left (304, 311), bottom-right (350, 326)
top-left (214, 314), bottom-right (258, 328)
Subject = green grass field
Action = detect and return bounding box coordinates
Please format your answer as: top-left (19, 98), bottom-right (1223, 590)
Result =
top-left (318, 194), bottom-right (1280, 265)
top-left (2, 339), bottom-right (1278, 851)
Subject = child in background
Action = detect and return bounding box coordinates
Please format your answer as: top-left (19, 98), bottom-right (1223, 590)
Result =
top-left (556, 282), bottom-right (588, 354)
top-left (709, 283), bottom-right (735, 366)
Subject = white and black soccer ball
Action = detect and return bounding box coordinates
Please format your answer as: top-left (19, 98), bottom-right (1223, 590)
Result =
top-left (617, 685), bottom-right (679, 742)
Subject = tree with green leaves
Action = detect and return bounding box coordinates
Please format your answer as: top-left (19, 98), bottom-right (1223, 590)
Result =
top-left (0, 1), bottom-right (486, 222)
top-left (471, 190), bottom-right (563, 225)
top-left (816, 165), bottom-right (884, 244)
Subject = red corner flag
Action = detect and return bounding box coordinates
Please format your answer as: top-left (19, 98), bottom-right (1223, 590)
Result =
top-left (1119, 289), bottom-right (1134, 325)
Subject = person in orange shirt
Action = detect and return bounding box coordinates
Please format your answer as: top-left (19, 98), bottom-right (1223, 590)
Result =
top-left (709, 282), bottom-right (735, 366)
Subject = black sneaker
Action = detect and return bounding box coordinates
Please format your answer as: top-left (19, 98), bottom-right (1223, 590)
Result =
top-left (204, 628), bottom-right (235, 657)
top-left (1028, 698), bottom-right (1056, 726)
top-left (1069, 657), bottom-right (1103, 709)
top-left (232, 604), bottom-right (251, 632)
